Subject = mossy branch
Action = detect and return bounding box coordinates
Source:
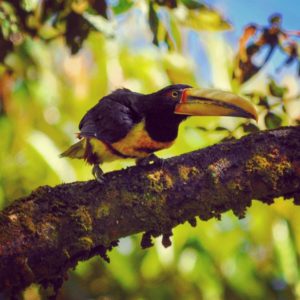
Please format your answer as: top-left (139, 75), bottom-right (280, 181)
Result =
top-left (1, 126), bottom-right (300, 296)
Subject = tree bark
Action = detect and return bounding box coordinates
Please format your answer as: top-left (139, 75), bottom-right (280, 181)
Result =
top-left (0, 126), bottom-right (300, 296)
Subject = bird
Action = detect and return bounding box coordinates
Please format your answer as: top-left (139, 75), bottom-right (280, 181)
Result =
top-left (60, 84), bottom-right (257, 182)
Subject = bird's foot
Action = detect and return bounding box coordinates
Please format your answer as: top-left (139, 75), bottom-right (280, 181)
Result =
top-left (136, 154), bottom-right (163, 167)
top-left (92, 164), bottom-right (104, 183)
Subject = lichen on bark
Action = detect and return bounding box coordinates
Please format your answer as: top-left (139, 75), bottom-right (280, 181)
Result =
top-left (0, 126), bottom-right (299, 297)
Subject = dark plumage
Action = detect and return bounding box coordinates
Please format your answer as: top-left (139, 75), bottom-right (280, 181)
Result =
top-left (79, 85), bottom-right (190, 143)
top-left (61, 84), bottom-right (257, 181)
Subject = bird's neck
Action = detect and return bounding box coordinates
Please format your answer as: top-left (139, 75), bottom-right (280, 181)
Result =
top-left (145, 113), bottom-right (187, 142)
top-left (131, 94), bottom-right (187, 142)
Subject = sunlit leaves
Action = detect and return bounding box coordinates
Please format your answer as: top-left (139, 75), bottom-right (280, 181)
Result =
top-left (0, 0), bottom-right (235, 59)
top-left (163, 52), bottom-right (196, 85)
top-left (176, 5), bottom-right (232, 31)
top-left (0, 3), bottom-right (19, 39)
top-left (21, 0), bottom-right (39, 12)
top-left (111, 0), bottom-right (134, 15)
top-left (82, 12), bottom-right (115, 38)
top-left (0, 2), bottom-right (22, 61)
top-left (149, 2), bottom-right (181, 50)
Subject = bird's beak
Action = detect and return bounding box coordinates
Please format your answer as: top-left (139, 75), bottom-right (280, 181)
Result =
top-left (175, 88), bottom-right (258, 121)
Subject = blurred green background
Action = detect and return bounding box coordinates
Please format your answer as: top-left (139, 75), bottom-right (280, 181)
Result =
top-left (1, 0), bottom-right (300, 299)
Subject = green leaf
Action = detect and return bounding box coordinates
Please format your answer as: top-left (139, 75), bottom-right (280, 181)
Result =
top-left (168, 10), bottom-right (182, 50)
top-left (268, 78), bottom-right (288, 98)
top-left (264, 112), bottom-right (282, 129)
top-left (111, 0), bottom-right (134, 15)
top-left (21, 0), bottom-right (39, 12)
top-left (180, 0), bottom-right (206, 10)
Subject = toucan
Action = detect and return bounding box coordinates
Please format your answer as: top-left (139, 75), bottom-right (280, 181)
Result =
top-left (61, 84), bottom-right (257, 181)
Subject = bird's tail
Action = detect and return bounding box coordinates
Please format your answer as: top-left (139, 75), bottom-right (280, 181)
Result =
top-left (60, 139), bottom-right (86, 159)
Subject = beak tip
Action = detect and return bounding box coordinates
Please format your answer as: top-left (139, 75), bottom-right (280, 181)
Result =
top-left (250, 110), bottom-right (258, 123)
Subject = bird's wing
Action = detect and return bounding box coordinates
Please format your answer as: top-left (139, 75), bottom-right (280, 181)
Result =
top-left (79, 98), bottom-right (139, 144)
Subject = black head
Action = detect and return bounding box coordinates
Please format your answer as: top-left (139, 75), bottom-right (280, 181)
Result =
top-left (144, 84), bottom-right (192, 115)
top-left (139, 84), bottom-right (192, 142)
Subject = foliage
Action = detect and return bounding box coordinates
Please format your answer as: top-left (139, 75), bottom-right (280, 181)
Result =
top-left (0, 0), bottom-right (300, 299)
top-left (233, 13), bottom-right (300, 83)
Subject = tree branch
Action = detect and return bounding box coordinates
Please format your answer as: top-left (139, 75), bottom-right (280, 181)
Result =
top-left (1, 126), bottom-right (300, 295)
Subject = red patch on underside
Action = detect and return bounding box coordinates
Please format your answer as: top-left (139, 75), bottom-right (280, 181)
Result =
top-left (134, 135), bottom-right (172, 153)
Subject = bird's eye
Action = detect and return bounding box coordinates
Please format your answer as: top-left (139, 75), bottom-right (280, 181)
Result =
top-left (171, 91), bottom-right (179, 98)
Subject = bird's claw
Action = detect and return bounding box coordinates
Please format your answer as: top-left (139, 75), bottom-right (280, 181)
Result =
top-left (92, 164), bottom-right (104, 183)
top-left (136, 154), bottom-right (163, 167)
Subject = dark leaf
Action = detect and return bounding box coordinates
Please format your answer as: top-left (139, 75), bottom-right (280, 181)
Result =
top-left (264, 112), bottom-right (282, 129)
top-left (155, 0), bottom-right (177, 8)
top-left (164, 32), bottom-right (172, 50)
top-left (239, 25), bottom-right (257, 53)
top-left (258, 96), bottom-right (270, 109)
top-left (246, 43), bottom-right (260, 57)
top-left (233, 57), bottom-right (261, 83)
top-left (149, 1), bottom-right (159, 46)
top-left (183, 237), bottom-right (204, 252)
top-left (42, 0), bottom-right (65, 23)
top-left (0, 33), bottom-right (13, 63)
top-left (90, 0), bottom-right (108, 18)
top-left (180, 0), bottom-right (206, 10)
top-left (260, 28), bottom-right (280, 47)
top-left (9, 0), bottom-right (36, 36)
top-left (269, 13), bottom-right (282, 25)
top-left (65, 12), bottom-right (91, 54)
top-left (195, 126), bottom-right (208, 131)
top-left (215, 126), bottom-right (230, 131)
top-left (242, 123), bottom-right (259, 133)
top-left (282, 104), bottom-right (287, 113)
